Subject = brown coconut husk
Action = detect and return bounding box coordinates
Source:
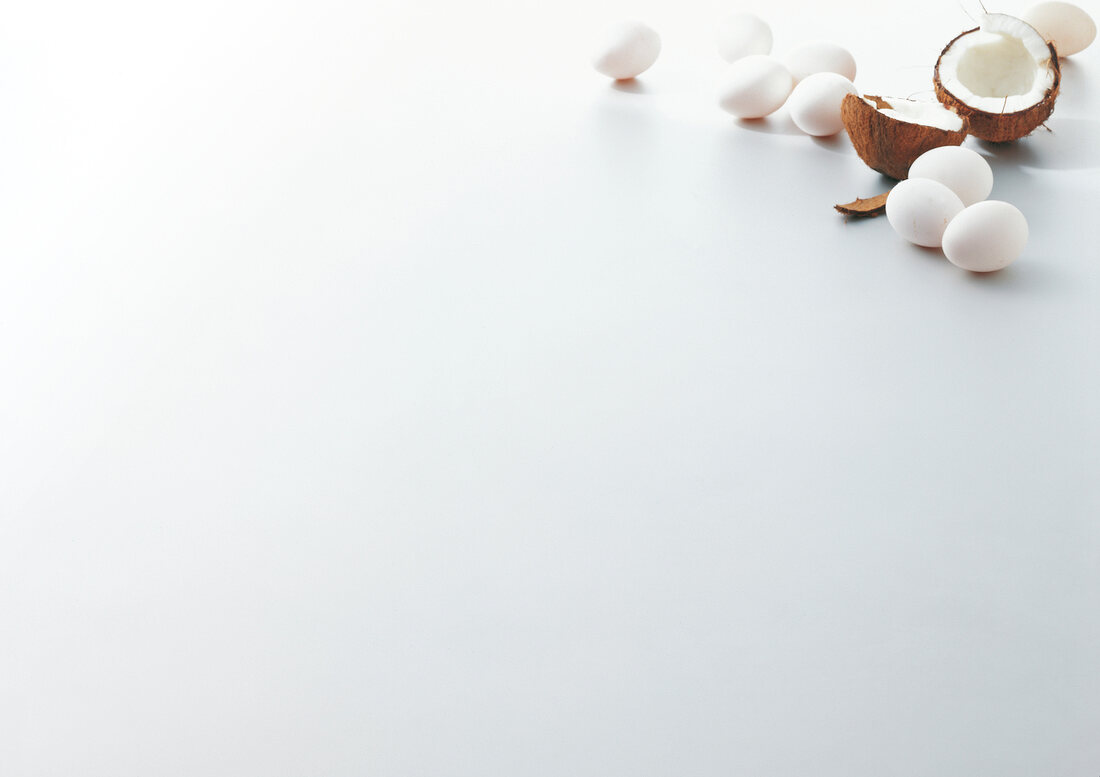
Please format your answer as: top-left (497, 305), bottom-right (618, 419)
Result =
top-left (834, 192), bottom-right (890, 218)
top-left (841, 94), bottom-right (969, 180)
top-left (934, 31), bottom-right (1060, 143)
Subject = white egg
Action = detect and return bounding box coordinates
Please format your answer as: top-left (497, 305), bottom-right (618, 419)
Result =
top-left (717, 55), bottom-right (793, 119)
top-left (592, 21), bottom-right (661, 80)
top-left (885, 178), bottom-right (965, 248)
top-left (908, 146), bottom-right (994, 207)
top-left (942, 201), bottom-right (1028, 272)
top-left (786, 72), bottom-right (858, 136)
top-left (1022, 1), bottom-right (1097, 56)
top-left (782, 42), bottom-right (857, 83)
top-left (715, 13), bottom-right (773, 62)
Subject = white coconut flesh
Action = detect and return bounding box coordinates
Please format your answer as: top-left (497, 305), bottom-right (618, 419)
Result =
top-left (867, 97), bottom-right (964, 131)
top-left (938, 13), bottom-right (1056, 113)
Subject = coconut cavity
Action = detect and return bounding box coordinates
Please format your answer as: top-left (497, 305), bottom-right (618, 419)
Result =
top-left (956, 33), bottom-right (1038, 100)
top-left (941, 16), bottom-right (1054, 111)
top-left (935, 14), bottom-right (1060, 141)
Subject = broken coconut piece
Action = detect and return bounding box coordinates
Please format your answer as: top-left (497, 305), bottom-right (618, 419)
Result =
top-left (934, 13), bottom-right (1060, 142)
top-left (835, 192), bottom-right (889, 218)
top-left (842, 94), bottom-right (968, 180)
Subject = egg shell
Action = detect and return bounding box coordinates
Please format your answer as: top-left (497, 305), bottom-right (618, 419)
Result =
top-left (717, 55), bottom-right (793, 119)
top-left (716, 13), bottom-right (773, 62)
top-left (885, 178), bottom-right (965, 248)
top-left (787, 72), bottom-right (858, 136)
top-left (1022, 1), bottom-right (1097, 56)
top-left (782, 42), bottom-right (857, 83)
top-left (942, 201), bottom-right (1028, 272)
top-left (592, 21), bottom-right (661, 80)
top-left (908, 146), bottom-right (994, 207)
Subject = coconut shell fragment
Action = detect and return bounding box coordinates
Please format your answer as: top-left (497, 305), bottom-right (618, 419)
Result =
top-left (835, 192), bottom-right (889, 218)
top-left (842, 94), bottom-right (969, 180)
top-left (933, 21), bottom-right (1061, 143)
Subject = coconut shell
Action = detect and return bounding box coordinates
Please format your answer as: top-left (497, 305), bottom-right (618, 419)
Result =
top-left (835, 192), bottom-right (889, 218)
top-left (841, 94), bottom-right (969, 180)
top-left (934, 30), bottom-right (1060, 143)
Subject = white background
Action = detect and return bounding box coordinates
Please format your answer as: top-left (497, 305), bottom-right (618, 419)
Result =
top-left (2, 0), bottom-right (1099, 774)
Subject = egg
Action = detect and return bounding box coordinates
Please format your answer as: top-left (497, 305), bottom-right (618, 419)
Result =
top-left (786, 73), bottom-right (858, 136)
top-left (782, 42), bottom-right (857, 83)
top-left (942, 201), bottom-right (1028, 272)
top-left (592, 21), bottom-right (661, 80)
top-left (1022, 1), bottom-right (1097, 57)
top-left (885, 178), bottom-right (965, 248)
top-left (717, 55), bottom-right (793, 119)
top-left (715, 13), bottom-right (773, 62)
top-left (908, 146), bottom-right (994, 207)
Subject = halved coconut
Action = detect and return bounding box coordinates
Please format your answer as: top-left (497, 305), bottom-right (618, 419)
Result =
top-left (934, 13), bottom-right (1060, 142)
top-left (842, 94), bottom-right (969, 180)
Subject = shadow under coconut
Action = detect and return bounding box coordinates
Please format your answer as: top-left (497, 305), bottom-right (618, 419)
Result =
top-left (970, 142), bottom-right (1041, 198)
top-left (977, 117), bottom-right (1100, 170)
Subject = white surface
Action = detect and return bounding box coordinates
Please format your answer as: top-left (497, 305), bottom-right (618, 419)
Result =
top-left (1, 1), bottom-right (1099, 775)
